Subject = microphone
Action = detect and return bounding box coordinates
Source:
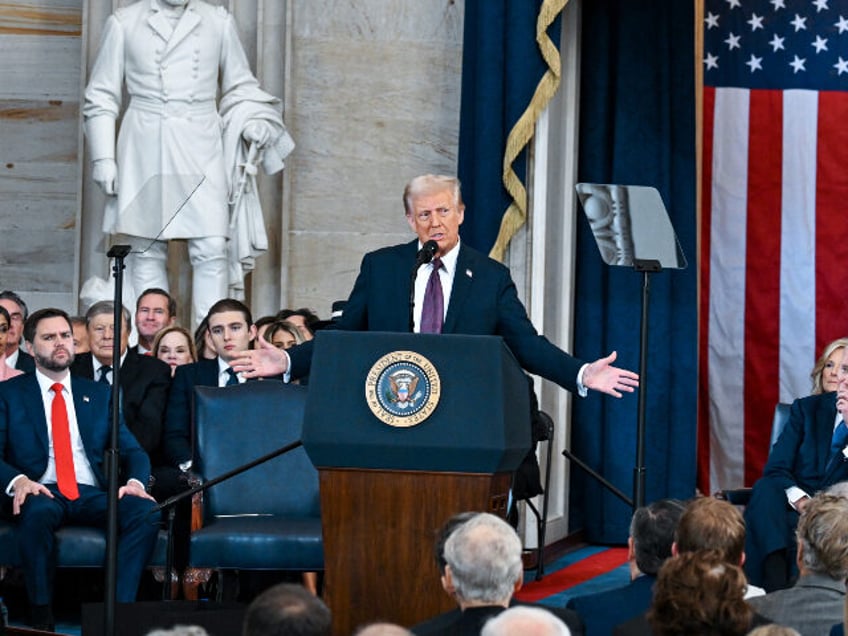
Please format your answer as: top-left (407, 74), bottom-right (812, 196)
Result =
top-left (414, 240), bottom-right (439, 267)
top-left (409, 240), bottom-right (439, 332)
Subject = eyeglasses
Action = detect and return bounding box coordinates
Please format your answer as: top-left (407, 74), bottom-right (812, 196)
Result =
top-left (414, 207), bottom-right (454, 222)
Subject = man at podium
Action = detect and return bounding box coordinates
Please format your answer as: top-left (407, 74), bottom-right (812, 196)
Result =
top-left (233, 174), bottom-right (638, 398)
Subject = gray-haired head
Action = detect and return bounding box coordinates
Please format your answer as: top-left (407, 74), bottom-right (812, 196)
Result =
top-left (443, 512), bottom-right (522, 605)
top-left (481, 606), bottom-right (571, 636)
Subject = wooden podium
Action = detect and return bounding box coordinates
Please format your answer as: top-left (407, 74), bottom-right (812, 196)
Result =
top-left (302, 331), bottom-right (530, 635)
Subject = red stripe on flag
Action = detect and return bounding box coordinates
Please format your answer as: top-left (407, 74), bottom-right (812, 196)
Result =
top-left (698, 86), bottom-right (716, 495)
top-left (514, 548), bottom-right (629, 603)
top-left (743, 90), bottom-right (782, 486)
top-left (815, 91), bottom-right (848, 352)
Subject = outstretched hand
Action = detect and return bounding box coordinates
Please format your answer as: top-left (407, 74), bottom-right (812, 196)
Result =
top-left (229, 332), bottom-right (288, 378)
top-left (582, 351), bottom-right (639, 398)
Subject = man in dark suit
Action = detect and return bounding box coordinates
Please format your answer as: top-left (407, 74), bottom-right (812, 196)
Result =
top-left (163, 298), bottom-right (258, 471)
top-left (232, 175), bottom-right (638, 399)
top-left (413, 512), bottom-right (583, 636)
top-left (743, 350), bottom-right (848, 591)
top-left (0, 308), bottom-right (159, 629)
top-left (567, 499), bottom-right (684, 636)
top-left (70, 300), bottom-right (173, 499)
top-left (0, 290), bottom-right (35, 373)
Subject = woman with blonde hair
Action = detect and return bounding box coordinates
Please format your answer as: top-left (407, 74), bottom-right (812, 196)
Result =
top-left (811, 337), bottom-right (848, 394)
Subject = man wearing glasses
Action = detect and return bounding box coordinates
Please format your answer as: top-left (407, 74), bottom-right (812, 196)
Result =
top-left (0, 290), bottom-right (35, 373)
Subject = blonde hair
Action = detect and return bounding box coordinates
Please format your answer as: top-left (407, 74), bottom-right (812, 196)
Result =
top-left (810, 337), bottom-right (848, 394)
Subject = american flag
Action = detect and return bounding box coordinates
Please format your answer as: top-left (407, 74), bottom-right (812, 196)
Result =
top-left (698, 0), bottom-right (848, 493)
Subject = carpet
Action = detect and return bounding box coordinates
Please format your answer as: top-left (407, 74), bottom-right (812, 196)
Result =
top-left (515, 546), bottom-right (630, 607)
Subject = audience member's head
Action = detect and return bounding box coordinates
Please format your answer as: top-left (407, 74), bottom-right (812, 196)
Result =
top-left (194, 316), bottom-right (216, 360)
top-left (254, 315), bottom-right (278, 342)
top-left (648, 551), bottom-right (752, 636)
top-left (0, 290), bottom-right (28, 354)
top-left (673, 496), bottom-right (745, 565)
top-left (443, 512), bottom-right (523, 608)
top-left (242, 583), bottom-right (331, 636)
top-left (747, 626), bottom-right (801, 636)
top-left (146, 627), bottom-right (209, 636)
top-left (628, 498), bottom-right (686, 577)
top-left (434, 511), bottom-right (478, 577)
top-left (811, 337), bottom-right (848, 394)
top-left (153, 325), bottom-right (197, 376)
top-left (0, 305), bottom-right (11, 359)
top-left (825, 480), bottom-right (848, 499)
top-left (23, 308), bottom-right (74, 373)
top-left (70, 315), bottom-right (89, 354)
top-left (205, 298), bottom-right (255, 362)
top-left (85, 300), bottom-right (132, 366)
top-left (135, 288), bottom-right (177, 350)
top-left (481, 606), bottom-right (571, 636)
top-left (276, 308), bottom-right (320, 341)
top-left (267, 320), bottom-right (305, 351)
top-left (354, 623), bottom-right (414, 636)
top-left (796, 493), bottom-right (848, 580)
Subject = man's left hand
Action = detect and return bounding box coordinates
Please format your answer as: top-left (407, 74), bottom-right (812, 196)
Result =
top-left (118, 480), bottom-right (155, 501)
top-left (582, 351), bottom-right (640, 398)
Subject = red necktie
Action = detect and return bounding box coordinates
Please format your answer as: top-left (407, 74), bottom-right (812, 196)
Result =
top-left (420, 257), bottom-right (444, 334)
top-left (50, 383), bottom-right (79, 500)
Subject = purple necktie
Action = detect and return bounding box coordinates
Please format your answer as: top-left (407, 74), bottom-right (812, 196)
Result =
top-left (420, 257), bottom-right (444, 334)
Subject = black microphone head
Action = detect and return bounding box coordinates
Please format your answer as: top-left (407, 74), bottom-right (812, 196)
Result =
top-left (422, 240), bottom-right (438, 260)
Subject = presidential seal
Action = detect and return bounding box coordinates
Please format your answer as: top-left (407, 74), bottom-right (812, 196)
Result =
top-left (365, 350), bottom-right (441, 427)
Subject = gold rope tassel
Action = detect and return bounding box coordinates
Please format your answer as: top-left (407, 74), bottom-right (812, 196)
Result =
top-left (490, 0), bottom-right (569, 263)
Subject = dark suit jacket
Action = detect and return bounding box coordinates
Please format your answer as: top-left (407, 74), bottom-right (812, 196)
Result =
top-left (70, 351), bottom-right (171, 464)
top-left (567, 574), bottom-right (655, 636)
top-left (744, 393), bottom-right (848, 586)
top-left (412, 601), bottom-right (584, 636)
top-left (289, 241), bottom-right (584, 388)
top-left (0, 373), bottom-right (150, 492)
top-left (14, 350), bottom-right (35, 373)
top-left (163, 358), bottom-right (221, 466)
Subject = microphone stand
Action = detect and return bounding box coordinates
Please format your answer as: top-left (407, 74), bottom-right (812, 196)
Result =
top-left (104, 244), bottom-right (131, 636)
top-left (154, 439), bottom-right (304, 600)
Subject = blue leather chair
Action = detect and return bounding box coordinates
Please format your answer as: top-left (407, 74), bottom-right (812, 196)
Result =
top-left (717, 402), bottom-right (791, 505)
top-left (186, 382), bottom-right (323, 578)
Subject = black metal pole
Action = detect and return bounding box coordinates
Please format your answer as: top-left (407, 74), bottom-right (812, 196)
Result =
top-left (632, 263), bottom-right (657, 510)
top-left (104, 244), bottom-right (131, 636)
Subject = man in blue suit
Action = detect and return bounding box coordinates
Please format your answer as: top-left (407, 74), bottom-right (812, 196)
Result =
top-left (0, 308), bottom-right (160, 630)
top-left (744, 346), bottom-right (848, 591)
top-left (232, 174), bottom-right (639, 397)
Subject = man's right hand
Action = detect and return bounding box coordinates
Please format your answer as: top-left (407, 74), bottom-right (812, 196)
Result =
top-left (12, 476), bottom-right (53, 515)
top-left (92, 158), bottom-right (118, 195)
top-left (229, 333), bottom-right (288, 378)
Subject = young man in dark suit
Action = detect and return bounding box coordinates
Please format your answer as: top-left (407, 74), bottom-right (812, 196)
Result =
top-left (0, 308), bottom-right (159, 629)
top-left (231, 175), bottom-right (638, 398)
top-left (69, 300), bottom-right (173, 499)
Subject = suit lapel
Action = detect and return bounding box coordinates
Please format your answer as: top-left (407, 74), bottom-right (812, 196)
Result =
top-left (146, 2), bottom-right (173, 44)
top-left (22, 375), bottom-right (50, 452)
top-left (70, 376), bottom-right (98, 447)
top-left (443, 245), bottom-right (474, 334)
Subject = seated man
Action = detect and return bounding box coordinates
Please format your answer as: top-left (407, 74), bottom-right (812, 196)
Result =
top-left (0, 290), bottom-right (35, 373)
top-left (242, 583), bottom-right (331, 636)
top-left (744, 343), bottom-right (848, 591)
top-left (482, 606), bottom-right (572, 636)
top-left (133, 288), bottom-right (177, 355)
top-left (749, 493), bottom-right (848, 636)
top-left (673, 496), bottom-right (764, 598)
top-left (70, 300), bottom-right (174, 499)
top-left (413, 512), bottom-right (583, 635)
top-left (0, 308), bottom-right (159, 629)
top-left (567, 499), bottom-right (685, 636)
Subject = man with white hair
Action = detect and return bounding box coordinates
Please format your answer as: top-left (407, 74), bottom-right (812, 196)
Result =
top-left (412, 512), bottom-right (583, 635)
top-left (482, 606), bottom-right (571, 636)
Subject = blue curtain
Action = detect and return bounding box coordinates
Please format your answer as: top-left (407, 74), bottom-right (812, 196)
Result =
top-left (569, 0), bottom-right (698, 543)
top-left (457, 0), bottom-right (561, 253)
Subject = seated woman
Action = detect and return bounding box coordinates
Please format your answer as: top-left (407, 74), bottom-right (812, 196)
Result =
top-left (811, 337), bottom-right (848, 394)
top-left (153, 326), bottom-right (198, 377)
top-left (0, 305), bottom-right (23, 381)
top-left (648, 551), bottom-right (764, 636)
top-left (266, 320), bottom-right (305, 351)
